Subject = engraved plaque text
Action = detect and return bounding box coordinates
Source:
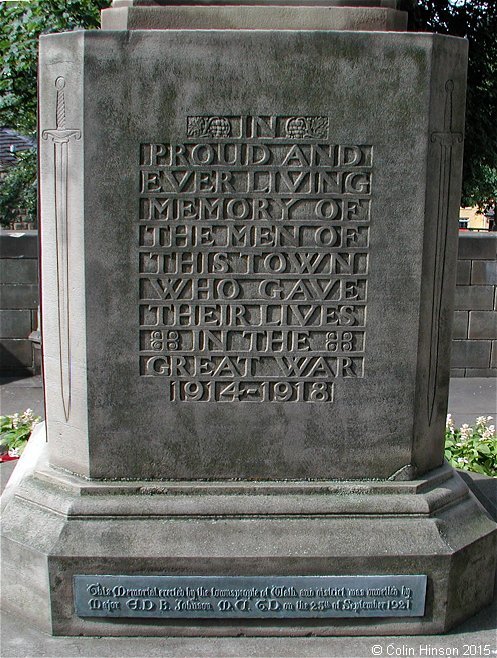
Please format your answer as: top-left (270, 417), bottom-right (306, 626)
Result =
top-left (74, 575), bottom-right (426, 619)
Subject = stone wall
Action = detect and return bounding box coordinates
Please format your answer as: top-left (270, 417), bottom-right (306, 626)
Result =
top-left (451, 233), bottom-right (497, 377)
top-left (0, 230), bottom-right (40, 375)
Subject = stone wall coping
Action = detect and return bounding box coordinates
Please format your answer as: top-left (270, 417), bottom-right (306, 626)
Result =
top-left (458, 232), bottom-right (497, 260)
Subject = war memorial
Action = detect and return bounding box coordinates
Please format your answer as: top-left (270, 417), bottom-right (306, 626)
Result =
top-left (1, 0), bottom-right (496, 638)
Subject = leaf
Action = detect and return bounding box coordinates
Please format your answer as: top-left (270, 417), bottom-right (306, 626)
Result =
top-left (309, 116), bottom-right (329, 138)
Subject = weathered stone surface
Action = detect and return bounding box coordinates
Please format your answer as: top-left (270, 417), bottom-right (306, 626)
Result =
top-left (114, 1), bottom-right (399, 6)
top-left (455, 285), bottom-right (494, 311)
top-left (101, 5), bottom-right (408, 31)
top-left (0, 339), bottom-right (33, 371)
top-left (0, 232), bottom-right (39, 374)
top-left (0, 259), bottom-right (38, 284)
top-left (491, 340), bottom-right (497, 367)
top-left (3, 6), bottom-right (493, 640)
top-left (451, 339), bottom-right (492, 368)
top-left (471, 259), bottom-right (497, 285)
top-left (468, 311), bottom-right (497, 339)
top-left (0, 284), bottom-right (39, 309)
top-left (464, 368), bottom-right (496, 377)
top-left (0, 310), bottom-right (33, 338)
top-left (1, 453), bottom-right (496, 636)
top-left (455, 259), bottom-right (470, 285)
top-left (458, 233), bottom-right (497, 261)
top-left (451, 234), bottom-right (497, 377)
top-left (0, 230), bottom-right (39, 259)
top-left (39, 29), bottom-right (467, 481)
top-left (452, 310), bottom-right (468, 339)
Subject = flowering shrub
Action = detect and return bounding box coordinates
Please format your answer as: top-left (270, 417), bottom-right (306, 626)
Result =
top-left (445, 415), bottom-right (497, 477)
top-left (0, 409), bottom-right (41, 458)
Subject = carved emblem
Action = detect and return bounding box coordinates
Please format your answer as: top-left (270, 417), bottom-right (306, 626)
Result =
top-left (42, 77), bottom-right (81, 422)
top-left (150, 331), bottom-right (179, 351)
top-left (187, 116), bottom-right (231, 138)
top-left (285, 116), bottom-right (329, 139)
top-left (427, 81), bottom-right (463, 425)
top-left (166, 331), bottom-right (179, 351)
top-left (150, 331), bottom-right (164, 351)
top-left (326, 331), bottom-right (353, 352)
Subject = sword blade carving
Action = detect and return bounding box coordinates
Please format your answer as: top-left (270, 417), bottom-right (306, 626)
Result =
top-left (42, 77), bottom-right (81, 421)
top-left (427, 80), bottom-right (463, 425)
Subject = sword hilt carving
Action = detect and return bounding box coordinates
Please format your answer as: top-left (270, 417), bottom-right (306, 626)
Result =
top-left (443, 80), bottom-right (453, 132)
top-left (431, 79), bottom-right (463, 146)
top-left (56, 77), bottom-right (66, 129)
top-left (42, 76), bottom-right (81, 144)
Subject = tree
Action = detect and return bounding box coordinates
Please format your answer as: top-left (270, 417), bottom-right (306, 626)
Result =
top-left (0, 0), bottom-right (111, 226)
top-left (401, 0), bottom-right (497, 209)
top-left (1, 0), bottom-right (110, 133)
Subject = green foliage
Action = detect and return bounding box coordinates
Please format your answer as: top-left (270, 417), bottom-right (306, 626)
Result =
top-left (0, 409), bottom-right (41, 457)
top-left (445, 415), bottom-right (497, 477)
top-left (0, 148), bottom-right (37, 227)
top-left (461, 163), bottom-right (497, 211)
top-left (0, 0), bottom-right (110, 133)
top-left (401, 0), bottom-right (497, 209)
top-left (0, 0), bottom-right (111, 226)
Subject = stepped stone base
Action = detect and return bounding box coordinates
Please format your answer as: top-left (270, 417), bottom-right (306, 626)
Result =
top-left (1, 454), bottom-right (496, 636)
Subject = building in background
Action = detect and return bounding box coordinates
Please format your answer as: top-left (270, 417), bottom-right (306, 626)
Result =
top-left (459, 206), bottom-right (495, 231)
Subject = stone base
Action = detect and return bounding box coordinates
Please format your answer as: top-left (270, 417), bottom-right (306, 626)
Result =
top-left (101, 4), bottom-right (408, 31)
top-left (1, 455), bottom-right (496, 636)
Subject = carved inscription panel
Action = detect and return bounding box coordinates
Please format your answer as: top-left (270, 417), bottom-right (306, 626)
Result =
top-left (75, 575), bottom-right (426, 619)
top-left (139, 116), bottom-right (371, 402)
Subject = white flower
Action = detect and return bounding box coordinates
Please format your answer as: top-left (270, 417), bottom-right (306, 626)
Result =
top-left (457, 457), bottom-right (468, 464)
top-left (21, 409), bottom-right (34, 423)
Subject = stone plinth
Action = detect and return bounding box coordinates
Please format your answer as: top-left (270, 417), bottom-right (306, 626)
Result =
top-left (2, 453), bottom-right (496, 635)
top-left (1, 3), bottom-right (496, 638)
top-left (37, 30), bottom-right (465, 481)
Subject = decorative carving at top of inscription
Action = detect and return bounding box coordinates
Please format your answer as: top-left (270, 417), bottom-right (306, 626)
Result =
top-left (185, 115), bottom-right (330, 140)
top-left (286, 117), bottom-right (329, 139)
top-left (187, 116), bottom-right (231, 138)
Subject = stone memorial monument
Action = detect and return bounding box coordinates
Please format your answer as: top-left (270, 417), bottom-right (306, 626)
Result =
top-left (2, 0), bottom-right (496, 637)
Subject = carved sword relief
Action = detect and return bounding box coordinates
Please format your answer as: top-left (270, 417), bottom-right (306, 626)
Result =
top-left (427, 81), bottom-right (463, 425)
top-left (42, 77), bottom-right (81, 421)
